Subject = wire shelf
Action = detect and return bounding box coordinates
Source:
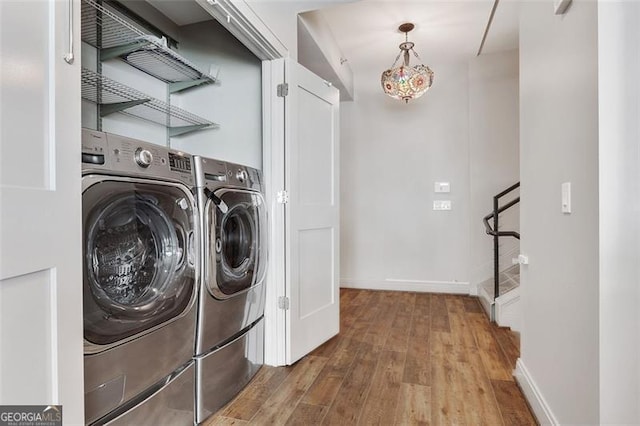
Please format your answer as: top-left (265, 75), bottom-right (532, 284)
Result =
top-left (82, 68), bottom-right (218, 135)
top-left (81, 0), bottom-right (218, 87)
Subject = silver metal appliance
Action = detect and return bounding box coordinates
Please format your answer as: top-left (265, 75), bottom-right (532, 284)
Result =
top-left (82, 129), bottom-right (198, 425)
top-left (193, 155), bottom-right (267, 423)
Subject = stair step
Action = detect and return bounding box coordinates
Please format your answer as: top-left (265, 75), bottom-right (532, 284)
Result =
top-left (478, 264), bottom-right (520, 328)
top-left (479, 264), bottom-right (520, 298)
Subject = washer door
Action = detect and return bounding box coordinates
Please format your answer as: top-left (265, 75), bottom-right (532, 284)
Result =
top-left (83, 178), bottom-right (196, 347)
top-left (206, 188), bottom-right (267, 298)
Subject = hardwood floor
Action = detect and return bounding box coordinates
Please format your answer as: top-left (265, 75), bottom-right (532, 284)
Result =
top-left (204, 289), bottom-right (537, 425)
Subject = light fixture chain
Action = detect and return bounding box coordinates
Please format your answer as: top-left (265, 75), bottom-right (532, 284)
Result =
top-left (391, 50), bottom-right (403, 68)
top-left (411, 48), bottom-right (422, 62)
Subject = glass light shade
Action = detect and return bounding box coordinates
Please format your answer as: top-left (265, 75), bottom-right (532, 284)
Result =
top-left (381, 64), bottom-right (434, 103)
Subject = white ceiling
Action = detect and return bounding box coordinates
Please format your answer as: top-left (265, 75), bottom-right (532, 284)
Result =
top-left (146, 0), bottom-right (213, 26)
top-left (318, 0), bottom-right (519, 75)
top-left (142, 0), bottom-right (519, 87)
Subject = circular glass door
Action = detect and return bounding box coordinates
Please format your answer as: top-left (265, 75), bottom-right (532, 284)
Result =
top-left (87, 195), bottom-right (178, 312)
top-left (83, 178), bottom-right (196, 346)
top-left (206, 189), bottom-right (267, 298)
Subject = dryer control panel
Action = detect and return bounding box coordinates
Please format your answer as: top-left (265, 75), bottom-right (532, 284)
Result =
top-left (81, 129), bottom-right (194, 186)
top-left (225, 161), bottom-right (261, 191)
top-left (193, 155), bottom-right (262, 193)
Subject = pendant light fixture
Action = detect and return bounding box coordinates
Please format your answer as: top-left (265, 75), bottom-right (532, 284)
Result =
top-left (381, 23), bottom-right (434, 103)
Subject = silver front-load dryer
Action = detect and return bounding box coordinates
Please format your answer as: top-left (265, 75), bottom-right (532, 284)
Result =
top-left (193, 155), bottom-right (267, 423)
top-left (82, 129), bottom-right (198, 425)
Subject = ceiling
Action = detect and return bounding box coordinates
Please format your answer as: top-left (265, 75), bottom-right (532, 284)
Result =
top-left (317, 0), bottom-right (519, 76)
top-left (142, 0), bottom-right (519, 93)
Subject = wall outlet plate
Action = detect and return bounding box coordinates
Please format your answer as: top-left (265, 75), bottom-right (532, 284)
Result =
top-left (434, 182), bottom-right (450, 193)
top-left (433, 200), bottom-right (452, 211)
top-left (561, 182), bottom-right (571, 214)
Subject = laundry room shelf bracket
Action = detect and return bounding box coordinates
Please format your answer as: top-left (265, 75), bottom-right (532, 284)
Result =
top-left (99, 40), bottom-right (148, 61)
top-left (169, 125), bottom-right (211, 138)
top-left (82, 68), bottom-right (218, 133)
top-left (169, 79), bottom-right (213, 94)
top-left (99, 99), bottom-right (150, 117)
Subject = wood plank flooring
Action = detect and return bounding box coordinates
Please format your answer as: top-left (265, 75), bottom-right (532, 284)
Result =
top-left (204, 289), bottom-right (536, 425)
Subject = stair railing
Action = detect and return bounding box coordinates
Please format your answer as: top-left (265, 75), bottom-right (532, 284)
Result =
top-left (483, 182), bottom-right (520, 300)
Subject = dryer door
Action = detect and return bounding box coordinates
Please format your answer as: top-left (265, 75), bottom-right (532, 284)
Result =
top-left (82, 178), bottom-right (196, 348)
top-left (205, 189), bottom-right (267, 298)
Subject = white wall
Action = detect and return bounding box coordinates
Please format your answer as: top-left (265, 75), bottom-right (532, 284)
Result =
top-left (298, 12), bottom-right (354, 100)
top-left (518, 0), bottom-right (599, 423)
top-left (340, 63), bottom-right (471, 292)
top-left (468, 49), bottom-right (520, 291)
top-left (246, 1), bottom-right (351, 60)
top-left (598, 2), bottom-right (640, 423)
top-left (339, 52), bottom-right (518, 294)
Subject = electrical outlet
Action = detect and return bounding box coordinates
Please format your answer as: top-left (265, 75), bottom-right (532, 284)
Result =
top-left (433, 200), bottom-right (452, 211)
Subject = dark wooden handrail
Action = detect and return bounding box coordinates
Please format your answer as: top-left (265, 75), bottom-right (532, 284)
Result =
top-left (483, 182), bottom-right (520, 301)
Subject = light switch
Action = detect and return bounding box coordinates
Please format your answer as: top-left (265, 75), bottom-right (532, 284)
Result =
top-left (562, 182), bottom-right (571, 214)
top-left (434, 182), bottom-right (450, 193)
top-left (554, 0), bottom-right (571, 14)
top-left (433, 200), bottom-right (452, 211)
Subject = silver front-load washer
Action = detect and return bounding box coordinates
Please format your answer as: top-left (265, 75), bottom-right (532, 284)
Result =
top-left (193, 155), bottom-right (267, 423)
top-left (82, 129), bottom-right (198, 425)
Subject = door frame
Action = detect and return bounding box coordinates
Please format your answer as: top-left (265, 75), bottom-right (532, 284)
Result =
top-left (262, 58), bottom-right (288, 366)
top-left (196, 0), bottom-right (289, 366)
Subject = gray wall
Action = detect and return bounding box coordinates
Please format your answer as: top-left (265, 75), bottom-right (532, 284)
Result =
top-left (339, 53), bottom-right (519, 293)
top-left (82, 5), bottom-right (263, 169)
top-left (174, 19), bottom-right (263, 169)
top-left (519, 0), bottom-right (599, 423)
top-left (468, 49), bottom-right (520, 291)
top-left (340, 63), bottom-right (471, 290)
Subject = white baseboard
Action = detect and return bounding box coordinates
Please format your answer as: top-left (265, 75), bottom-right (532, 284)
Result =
top-left (469, 281), bottom-right (479, 296)
top-left (341, 278), bottom-right (470, 294)
top-left (514, 358), bottom-right (559, 425)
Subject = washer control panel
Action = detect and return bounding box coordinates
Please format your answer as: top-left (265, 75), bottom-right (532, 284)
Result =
top-left (81, 129), bottom-right (194, 185)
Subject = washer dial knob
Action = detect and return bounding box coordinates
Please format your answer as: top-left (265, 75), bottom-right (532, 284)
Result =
top-left (236, 169), bottom-right (248, 182)
top-left (135, 148), bottom-right (153, 168)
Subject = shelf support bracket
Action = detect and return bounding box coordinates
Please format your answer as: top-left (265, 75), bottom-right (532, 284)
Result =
top-left (100, 99), bottom-right (150, 117)
top-left (169, 124), bottom-right (213, 137)
top-left (169, 79), bottom-right (213, 93)
top-left (100, 40), bottom-right (148, 61)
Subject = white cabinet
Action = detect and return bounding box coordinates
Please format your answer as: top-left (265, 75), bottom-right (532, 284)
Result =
top-left (0, 0), bottom-right (84, 423)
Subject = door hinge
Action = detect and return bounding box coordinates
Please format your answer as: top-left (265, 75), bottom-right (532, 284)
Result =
top-left (277, 83), bottom-right (289, 97)
top-left (276, 190), bottom-right (289, 204)
top-left (278, 296), bottom-right (290, 310)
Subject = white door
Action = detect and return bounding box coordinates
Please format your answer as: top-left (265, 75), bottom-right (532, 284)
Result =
top-left (0, 0), bottom-right (83, 423)
top-left (285, 61), bottom-right (340, 364)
